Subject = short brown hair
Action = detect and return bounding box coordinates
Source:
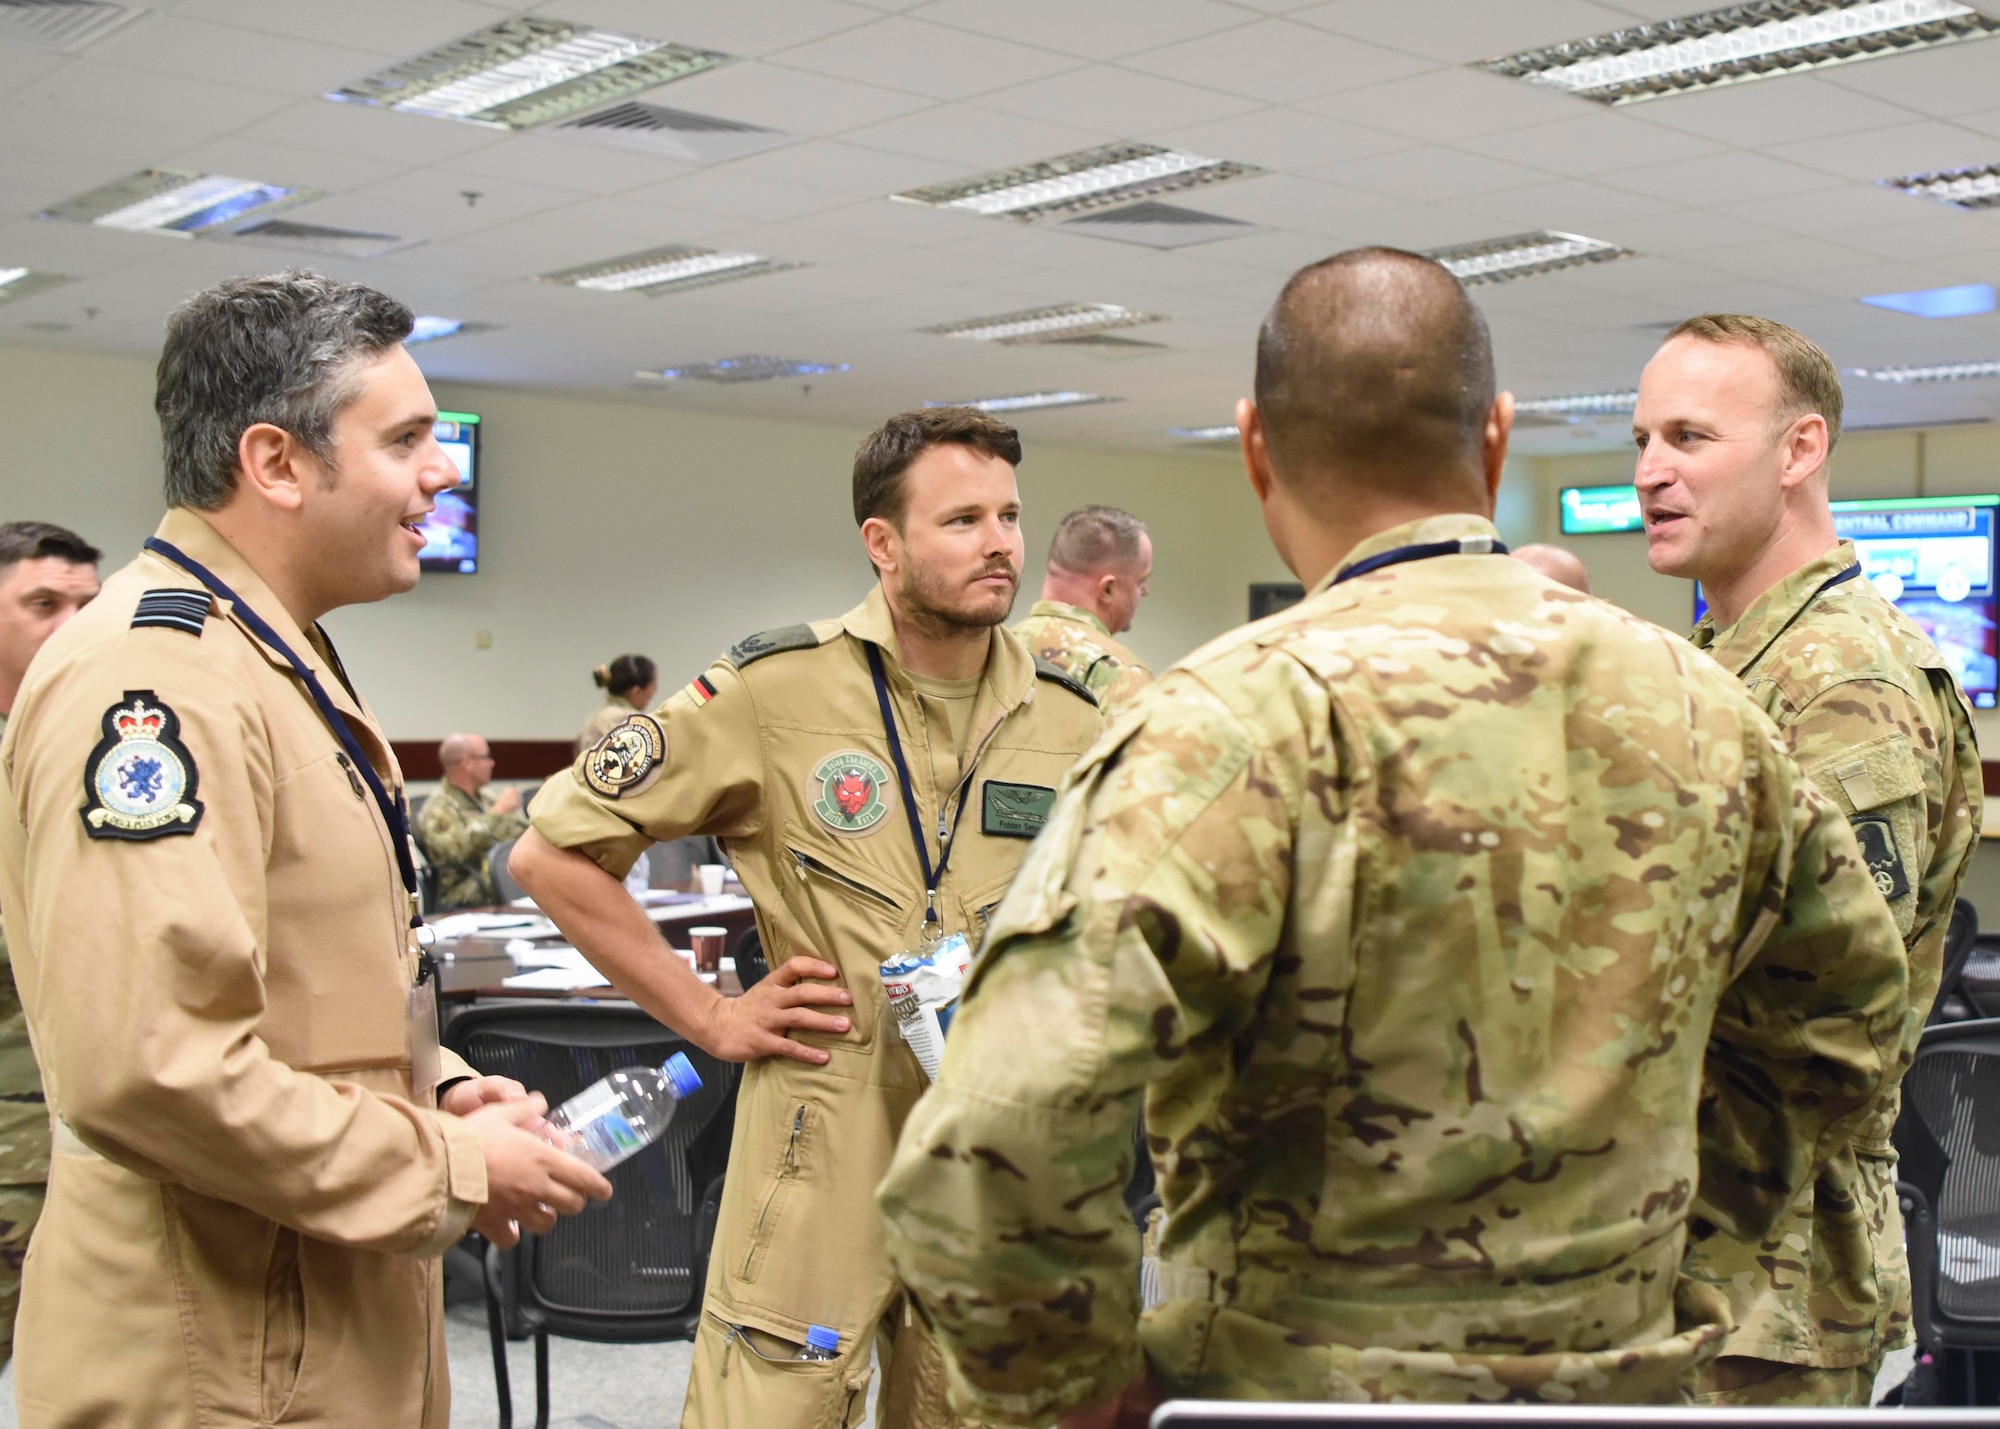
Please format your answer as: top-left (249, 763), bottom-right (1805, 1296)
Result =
top-left (0, 520), bottom-right (100, 573)
top-left (1665, 313), bottom-right (1843, 449)
top-left (852, 407), bottom-right (1022, 528)
top-left (1048, 506), bottom-right (1146, 574)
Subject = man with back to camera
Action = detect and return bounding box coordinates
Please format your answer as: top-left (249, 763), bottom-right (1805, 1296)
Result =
top-left (511, 407), bottom-right (1103, 1429)
top-left (1012, 505), bottom-right (1155, 715)
top-left (877, 248), bottom-right (1913, 1422)
top-left (1635, 314), bottom-right (1982, 1406)
top-left (0, 521), bottom-right (100, 1365)
top-left (0, 272), bottom-right (611, 1426)
top-left (1512, 540), bottom-right (1592, 593)
top-left (416, 731), bottom-right (528, 910)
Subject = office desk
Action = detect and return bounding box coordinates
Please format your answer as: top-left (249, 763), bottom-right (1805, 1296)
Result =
top-left (433, 892), bottom-right (757, 1002)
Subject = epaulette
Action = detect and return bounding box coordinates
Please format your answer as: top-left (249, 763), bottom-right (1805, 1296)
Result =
top-left (131, 588), bottom-right (212, 637)
top-left (1033, 656), bottom-right (1098, 707)
top-left (724, 623), bottom-right (824, 669)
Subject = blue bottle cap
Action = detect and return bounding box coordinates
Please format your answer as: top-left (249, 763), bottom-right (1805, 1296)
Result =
top-left (662, 1052), bottom-right (703, 1099)
top-left (806, 1324), bottom-right (840, 1353)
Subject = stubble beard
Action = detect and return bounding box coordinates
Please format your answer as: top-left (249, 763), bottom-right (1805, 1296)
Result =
top-left (900, 556), bottom-right (1017, 639)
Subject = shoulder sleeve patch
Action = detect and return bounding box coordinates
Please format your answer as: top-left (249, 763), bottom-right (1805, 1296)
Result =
top-left (579, 714), bottom-right (666, 801)
top-left (130, 589), bottom-right (212, 637)
top-left (724, 624), bottom-right (823, 669)
top-left (1033, 656), bottom-right (1099, 707)
top-left (80, 691), bottom-right (204, 840)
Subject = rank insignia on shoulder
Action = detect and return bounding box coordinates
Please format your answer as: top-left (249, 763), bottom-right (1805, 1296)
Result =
top-left (581, 714), bottom-right (666, 800)
top-left (130, 588), bottom-right (211, 636)
top-left (725, 624), bottom-right (820, 669)
top-left (683, 675), bottom-right (717, 707)
top-left (1850, 814), bottom-right (1911, 900)
top-left (79, 691), bottom-right (204, 841)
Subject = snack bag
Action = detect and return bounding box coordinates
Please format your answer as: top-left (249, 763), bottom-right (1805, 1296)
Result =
top-left (880, 932), bottom-right (971, 1081)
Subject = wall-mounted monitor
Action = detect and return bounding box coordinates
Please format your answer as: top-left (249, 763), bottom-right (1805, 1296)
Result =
top-left (1559, 484), bottom-right (1643, 535)
top-left (418, 411), bottom-right (479, 574)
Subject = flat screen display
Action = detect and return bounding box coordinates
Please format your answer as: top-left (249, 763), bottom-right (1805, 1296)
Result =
top-left (1559, 483), bottom-right (1644, 535)
top-left (417, 411), bottom-right (479, 574)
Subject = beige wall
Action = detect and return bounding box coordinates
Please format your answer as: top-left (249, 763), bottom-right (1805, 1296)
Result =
top-left (0, 343), bottom-right (1291, 739)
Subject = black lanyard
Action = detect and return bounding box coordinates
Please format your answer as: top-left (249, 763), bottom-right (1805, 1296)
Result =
top-left (865, 643), bottom-right (974, 931)
top-left (1333, 533), bottom-right (1509, 585)
top-left (145, 537), bottom-right (422, 929)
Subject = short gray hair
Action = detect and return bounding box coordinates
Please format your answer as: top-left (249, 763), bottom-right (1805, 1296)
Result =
top-left (155, 270), bottom-right (415, 510)
top-left (1047, 505), bottom-right (1147, 575)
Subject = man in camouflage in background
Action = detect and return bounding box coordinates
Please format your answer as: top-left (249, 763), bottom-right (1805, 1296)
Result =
top-left (1012, 505), bottom-right (1154, 715)
top-left (415, 731), bottom-right (528, 909)
top-left (1636, 314), bottom-right (1982, 1406)
top-left (878, 249), bottom-right (1912, 1425)
top-left (0, 520), bottom-right (100, 1362)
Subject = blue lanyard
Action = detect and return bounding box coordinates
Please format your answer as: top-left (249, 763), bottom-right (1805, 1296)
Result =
top-left (1333, 534), bottom-right (1509, 585)
top-left (865, 643), bottom-right (974, 931)
top-left (144, 537), bottom-right (422, 928)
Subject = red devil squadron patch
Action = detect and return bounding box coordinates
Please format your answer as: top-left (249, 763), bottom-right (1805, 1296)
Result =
top-left (809, 749), bottom-right (891, 837)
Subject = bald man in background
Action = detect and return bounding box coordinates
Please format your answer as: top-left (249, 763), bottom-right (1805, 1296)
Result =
top-left (1013, 505), bottom-right (1154, 715)
top-left (1513, 542), bottom-right (1591, 593)
top-left (415, 732), bottom-right (526, 909)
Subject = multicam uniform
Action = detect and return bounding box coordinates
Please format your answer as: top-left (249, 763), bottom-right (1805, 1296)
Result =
top-left (1682, 540), bottom-right (1981, 1405)
top-left (0, 706), bottom-right (44, 1366)
top-left (1012, 599), bottom-right (1152, 715)
top-left (528, 585), bottom-right (1102, 1429)
top-left (415, 780), bottom-right (527, 910)
top-left (879, 514), bottom-right (1910, 1422)
top-left (577, 692), bottom-right (642, 756)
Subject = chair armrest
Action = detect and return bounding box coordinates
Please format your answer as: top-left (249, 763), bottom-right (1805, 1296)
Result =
top-left (1899, 1180), bottom-right (1939, 1353)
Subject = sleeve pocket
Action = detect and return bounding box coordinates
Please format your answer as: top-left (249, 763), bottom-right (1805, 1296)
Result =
top-left (1806, 731), bottom-right (1925, 815)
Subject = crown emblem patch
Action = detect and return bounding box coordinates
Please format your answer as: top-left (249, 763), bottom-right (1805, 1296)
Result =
top-left (80, 691), bottom-right (203, 841)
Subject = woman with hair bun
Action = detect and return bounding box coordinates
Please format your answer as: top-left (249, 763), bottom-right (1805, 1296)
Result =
top-left (575, 653), bottom-right (658, 755)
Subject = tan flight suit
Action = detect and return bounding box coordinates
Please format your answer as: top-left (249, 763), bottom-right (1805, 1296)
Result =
top-left (529, 584), bottom-right (1103, 1429)
top-left (0, 510), bottom-right (486, 1428)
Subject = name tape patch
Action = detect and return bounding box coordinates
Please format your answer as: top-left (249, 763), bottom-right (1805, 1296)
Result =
top-left (982, 780), bottom-right (1056, 839)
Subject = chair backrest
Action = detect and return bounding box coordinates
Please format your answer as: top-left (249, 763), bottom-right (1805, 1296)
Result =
top-left (734, 925), bottom-right (770, 991)
top-left (487, 837), bottom-right (526, 904)
top-left (1893, 1017), bottom-right (2000, 1347)
top-left (1929, 897), bottom-right (1981, 1026)
top-left (444, 1002), bottom-right (740, 1337)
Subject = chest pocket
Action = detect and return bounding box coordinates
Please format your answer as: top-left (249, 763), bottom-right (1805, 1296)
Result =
top-left (781, 824), bottom-right (910, 1051)
top-left (1805, 731), bottom-right (1925, 817)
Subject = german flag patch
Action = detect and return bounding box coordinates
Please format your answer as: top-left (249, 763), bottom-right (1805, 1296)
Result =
top-left (683, 674), bottom-right (717, 707)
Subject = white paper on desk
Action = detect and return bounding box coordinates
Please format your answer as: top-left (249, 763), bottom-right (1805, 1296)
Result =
top-left (428, 911), bottom-right (558, 941)
top-left (509, 896), bottom-right (539, 910)
top-left (503, 965), bottom-right (613, 991)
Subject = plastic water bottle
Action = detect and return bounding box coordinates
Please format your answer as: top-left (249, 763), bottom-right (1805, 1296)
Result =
top-left (796, 1325), bottom-right (839, 1361)
top-left (543, 1053), bottom-right (703, 1172)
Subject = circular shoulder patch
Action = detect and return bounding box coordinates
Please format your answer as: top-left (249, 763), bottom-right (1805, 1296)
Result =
top-left (809, 749), bottom-right (892, 837)
top-left (582, 714), bottom-right (666, 800)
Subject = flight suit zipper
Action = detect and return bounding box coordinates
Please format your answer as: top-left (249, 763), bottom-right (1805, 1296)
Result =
top-left (788, 849), bottom-right (900, 911)
top-left (741, 1104), bottom-right (808, 1279)
top-left (334, 751), bottom-right (366, 799)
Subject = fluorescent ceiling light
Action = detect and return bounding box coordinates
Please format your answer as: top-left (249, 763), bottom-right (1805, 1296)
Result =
top-left (892, 142), bottom-right (1263, 221)
top-left (1515, 390), bottom-right (1639, 416)
top-left (1861, 282), bottom-right (1996, 318)
top-left (38, 168), bottom-right (308, 237)
top-left (1882, 160), bottom-right (2000, 210)
top-left (637, 356), bottom-right (851, 384)
top-left (1425, 230), bottom-right (1633, 286)
top-left (926, 392), bottom-right (1118, 413)
top-left (1849, 359), bottom-right (2000, 382)
top-left (406, 316), bottom-right (498, 345)
top-left (538, 245), bottom-right (799, 296)
top-left (1168, 425), bottom-right (1241, 441)
top-left (0, 268), bottom-right (71, 305)
top-left (330, 16), bottom-right (730, 130)
top-left (924, 303), bottom-right (1161, 344)
top-left (1481, 0), bottom-right (2000, 106)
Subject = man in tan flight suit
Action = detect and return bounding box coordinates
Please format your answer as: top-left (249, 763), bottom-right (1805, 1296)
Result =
top-left (0, 520), bottom-right (100, 1364)
top-left (416, 731), bottom-right (528, 909)
top-left (513, 407), bottom-right (1103, 1429)
top-left (0, 273), bottom-right (609, 1426)
top-left (1012, 505), bottom-right (1154, 714)
top-left (1636, 314), bottom-right (1983, 1405)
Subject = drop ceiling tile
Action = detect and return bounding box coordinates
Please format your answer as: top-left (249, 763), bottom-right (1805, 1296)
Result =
top-left (1153, 106), bottom-right (1414, 170)
top-left (1711, 182), bottom-right (1939, 236)
top-left (719, 139), bottom-right (967, 198)
top-left (1183, 174), bottom-right (1399, 229)
top-left (1813, 35), bottom-right (2000, 118)
top-left (1834, 216), bottom-right (2000, 262)
top-left (1122, 19), bottom-right (1435, 103)
top-left (0, 42), bottom-right (69, 91)
top-left (1312, 146), bottom-right (1550, 203)
top-left (1585, 207), bottom-right (1791, 257)
top-left (445, 133), bottom-right (699, 196)
top-left (235, 99), bottom-right (509, 167)
top-left (1632, 76), bottom-right (1920, 148)
top-left (299, 167), bottom-right (582, 247)
top-left (842, 105), bottom-right (1111, 166)
top-left (1698, 236), bottom-right (1891, 282)
top-left (767, 16), bottom-right (1080, 99)
top-left (1766, 121), bottom-right (2000, 184)
top-left (1299, 66), bottom-right (1587, 143)
top-left (651, 59), bottom-right (937, 135)
top-left (976, 63), bottom-right (1263, 133)
top-left (152, 136), bottom-right (409, 195)
top-left (1454, 113), bottom-right (1724, 177)
top-left (168, 0), bottom-right (495, 55)
top-left (913, 0), bottom-right (1246, 62)
top-left (1953, 106), bottom-right (2000, 141)
top-left (627, 166), bottom-right (855, 223)
top-left (0, 98), bottom-right (211, 170)
top-left (82, 12), bottom-right (392, 95)
top-left (1431, 179), bottom-right (1673, 233)
top-left (537, 0), bottom-right (880, 57)
top-left (1603, 151), bottom-right (1845, 206)
top-left (11, 58), bottom-right (294, 133)
top-left (1294, 0), bottom-right (1635, 65)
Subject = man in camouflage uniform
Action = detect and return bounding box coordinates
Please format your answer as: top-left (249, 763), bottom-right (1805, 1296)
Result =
top-left (415, 731), bottom-right (527, 909)
top-left (1013, 505), bottom-right (1154, 714)
top-left (879, 249), bottom-right (1911, 1426)
top-left (1636, 314), bottom-right (1983, 1405)
top-left (0, 520), bottom-right (99, 1363)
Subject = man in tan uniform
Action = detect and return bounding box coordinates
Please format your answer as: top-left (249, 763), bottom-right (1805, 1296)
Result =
top-left (0, 273), bottom-right (610, 1426)
top-left (1636, 314), bottom-right (1983, 1405)
top-left (1013, 505), bottom-right (1154, 714)
top-left (513, 407), bottom-right (1103, 1429)
top-left (0, 521), bottom-right (100, 1364)
top-left (878, 249), bottom-right (1910, 1425)
top-left (416, 731), bottom-right (527, 909)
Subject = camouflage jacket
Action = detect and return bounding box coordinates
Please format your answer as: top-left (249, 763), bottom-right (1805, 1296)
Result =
top-left (879, 514), bottom-right (1909, 1422)
top-left (1012, 600), bottom-right (1152, 715)
top-left (414, 780), bottom-right (526, 911)
top-left (0, 709), bottom-right (46, 1185)
top-left (1684, 540), bottom-right (1981, 1367)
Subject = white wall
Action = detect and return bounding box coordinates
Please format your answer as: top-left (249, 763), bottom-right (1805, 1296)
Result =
top-left (0, 343), bottom-right (1289, 739)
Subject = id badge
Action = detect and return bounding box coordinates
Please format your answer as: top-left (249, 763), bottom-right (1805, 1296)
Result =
top-left (408, 976), bottom-right (443, 1100)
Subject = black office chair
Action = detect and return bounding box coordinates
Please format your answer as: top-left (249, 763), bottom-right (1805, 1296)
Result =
top-left (732, 925), bottom-right (770, 991)
top-left (1928, 898), bottom-right (1982, 1026)
top-left (445, 1003), bottom-right (741, 1429)
top-left (1893, 1017), bottom-right (2000, 1406)
top-left (487, 836), bottom-right (527, 904)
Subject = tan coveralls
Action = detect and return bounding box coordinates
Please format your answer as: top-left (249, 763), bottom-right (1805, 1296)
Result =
top-left (529, 585), bottom-right (1102, 1429)
top-left (0, 511), bottom-right (486, 1427)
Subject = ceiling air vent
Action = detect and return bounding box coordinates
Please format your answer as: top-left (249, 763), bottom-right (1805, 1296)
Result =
top-left (1057, 201), bottom-right (1259, 250)
top-left (0, 0), bottom-right (138, 50)
top-left (558, 102), bottom-right (788, 162)
top-left (228, 219), bottom-right (409, 259)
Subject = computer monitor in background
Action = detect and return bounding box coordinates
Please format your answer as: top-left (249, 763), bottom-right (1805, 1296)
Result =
top-left (418, 411), bottom-right (480, 574)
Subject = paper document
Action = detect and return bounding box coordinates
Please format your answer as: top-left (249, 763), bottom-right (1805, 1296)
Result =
top-left (428, 911), bottom-right (558, 941)
top-left (503, 966), bottom-right (613, 992)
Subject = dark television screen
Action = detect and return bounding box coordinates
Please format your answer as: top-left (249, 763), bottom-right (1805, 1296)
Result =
top-left (417, 411), bottom-right (479, 574)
